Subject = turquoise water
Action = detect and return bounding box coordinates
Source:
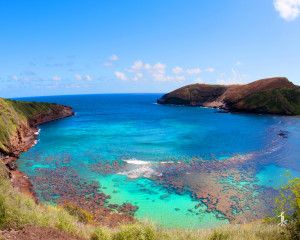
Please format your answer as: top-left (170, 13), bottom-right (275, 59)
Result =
top-left (17, 94), bottom-right (300, 228)
top-left (95, 175), bottom-right (227, 228)
top-left (256, 165), bottom-right (300, 189)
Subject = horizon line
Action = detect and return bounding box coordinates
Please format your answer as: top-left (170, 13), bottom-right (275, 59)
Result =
top-left (11, 92), bottom-right (165, 100)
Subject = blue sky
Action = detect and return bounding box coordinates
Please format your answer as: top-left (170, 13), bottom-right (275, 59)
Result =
top-left (0, 0), bottom-right (300, 97)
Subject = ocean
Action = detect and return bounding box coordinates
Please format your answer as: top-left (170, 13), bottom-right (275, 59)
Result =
top-left (17, 94), bottom-right (300, 228)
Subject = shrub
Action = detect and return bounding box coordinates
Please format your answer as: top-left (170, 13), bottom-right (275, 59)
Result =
top-left (0, 195), bottom-right (7, 229)
top-left (90, 228), bottom-right (111, 240)
top-left (283, 219), bottom-right (300, 240)
top-left (274, 178), bottom-right (300, 239)
top-left (113, 224), bottom-right (156, 240)
top-left (62, 202), bottom-right (94, 224)
top-left (208, 231), bottom-right (229, 240)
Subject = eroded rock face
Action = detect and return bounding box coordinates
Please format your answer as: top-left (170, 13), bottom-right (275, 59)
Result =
top-left (4, 104), bottom-right (74, 157)
top-left (28, 105), bottom-right (74, 127)
top-left (158, 77), bottom-right (300, 115)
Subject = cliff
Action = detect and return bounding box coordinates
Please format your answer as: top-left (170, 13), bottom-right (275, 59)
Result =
top-left (0, 98), bottom-right (74, 157)
top-left (157, 77), bottom-right (300, 115)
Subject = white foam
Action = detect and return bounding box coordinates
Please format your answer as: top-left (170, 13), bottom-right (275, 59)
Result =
top-left (32, 140), bottom-right (38, 147)
top-left (160, 161), bottom-right (174, 164)
top-left (123, 158), bottom-right (151, 165)
top-left (34, 129), bottom-right (41, 135)
top-left (119, 158), bottom-right (164, 178)
top-left (118, 166), bottom-right (155, 179)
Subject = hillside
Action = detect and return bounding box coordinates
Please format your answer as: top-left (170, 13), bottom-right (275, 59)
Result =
top-left (157, 77), bottom-right (300, 115)
top-left (0, 98), bottom-right (73, 156)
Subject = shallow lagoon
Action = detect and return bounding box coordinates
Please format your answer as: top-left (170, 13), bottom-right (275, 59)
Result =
top-left (17, 94), bottom-right (300, 228)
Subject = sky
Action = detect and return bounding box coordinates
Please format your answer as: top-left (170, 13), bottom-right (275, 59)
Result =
top-left (0, 0), bottom-right (300, 98)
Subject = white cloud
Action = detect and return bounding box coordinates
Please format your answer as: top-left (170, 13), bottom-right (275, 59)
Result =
top-left (115, 71), bottom-right (128, 81)
top-left (127, 60), bottom-right (153, 72)
top-left (8, 73), bottom-right (44, 83)
top-left (186, 67), bottom-right (201, 75)
top-left (172, 75), bottom-right (186, 82)
top-left (84, 75), bottom-right (92, 81)
top-left (10, 75), bottom-right (19, 81)
top-left (75, 74), bottom-right (93, 81)
top-left (52, 75), bottom-right (61, 81)
top-left (130, 60), bottom-right (145, 72)
top-left (150, 63), bottom-right (167, 81)
top-left (274, 0), bottom-right (300, 21)
top-left (217, 68), bottom-right (247, 85)
top-left (114, 60), bottom-right (214, 83)
top-left (109, 54), bottom-right (119, 61)
top-left (172, 66), bottom-right (183, 74)
top-left (132, 72), bottom-right (143, 81)
top-left (75, 74), bottom-right (82, 81)
top-left (104, 54), bottom-right (119, 67)
top-left (194, 77), bottom-right (203, 83)
top-left (65, 83), bottom-right (82, 89)
top-left (205, 67), bottom-right (215, 73)
top-left (235, 61), bottom-right (242, 66)
top-left (127, 61), bottom-right (169, 81)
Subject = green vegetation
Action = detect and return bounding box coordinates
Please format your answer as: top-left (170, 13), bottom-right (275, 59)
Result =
top-left (238, 88), bottom-right (300, 115)
top-left (0, 98), bottom-right (62, 154)
top-left (112, 224), bottom-right (156, 240)
top-left (62, 202), bottom-right (94, 224)
top-left (0, 161), bottom-right (295, 239)
top-left (271, 178), bottom-right (300, 239)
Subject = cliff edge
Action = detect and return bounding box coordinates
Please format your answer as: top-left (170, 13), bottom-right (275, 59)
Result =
top-left (0, 98), bottom-right (74, 157)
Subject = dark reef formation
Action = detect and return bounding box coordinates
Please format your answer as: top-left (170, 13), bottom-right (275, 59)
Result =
top-left (30, 157), bottom-right (136, 226)
top-left (158, 77), bottom-right (300, 115)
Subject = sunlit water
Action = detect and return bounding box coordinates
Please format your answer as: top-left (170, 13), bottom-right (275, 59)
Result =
top-left (17, 94), bottom-right (300, 228)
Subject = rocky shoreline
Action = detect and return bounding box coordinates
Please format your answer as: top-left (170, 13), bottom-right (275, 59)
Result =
top-left (0, 104), bottom-right (74, 202)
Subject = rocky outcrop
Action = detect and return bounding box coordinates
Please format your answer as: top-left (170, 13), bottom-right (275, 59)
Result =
top-left (0, 98), bottom-right (74, 199)
top-left (158, 77), bottom-right (300, 115)
top-left (28, 104), bottom-right (73, 126)
top-left (8, 105), bottom-right (73, 157)
top-left (0, 99), bottom-right (74, 157)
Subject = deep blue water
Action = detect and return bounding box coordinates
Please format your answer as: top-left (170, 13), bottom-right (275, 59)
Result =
top-left (16, 94), bottom-right (300, 228)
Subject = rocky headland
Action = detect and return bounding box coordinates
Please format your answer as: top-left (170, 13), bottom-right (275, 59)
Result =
top-left (157, 77), bottom-right (300, 115)
top-left (0, 97), bottom-right (74, 199)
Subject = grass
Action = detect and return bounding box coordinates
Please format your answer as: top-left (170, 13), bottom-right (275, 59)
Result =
top-left (157, 224), bottom-right (288, 240)
top-left (0, 161), bottom-right (92, 238)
